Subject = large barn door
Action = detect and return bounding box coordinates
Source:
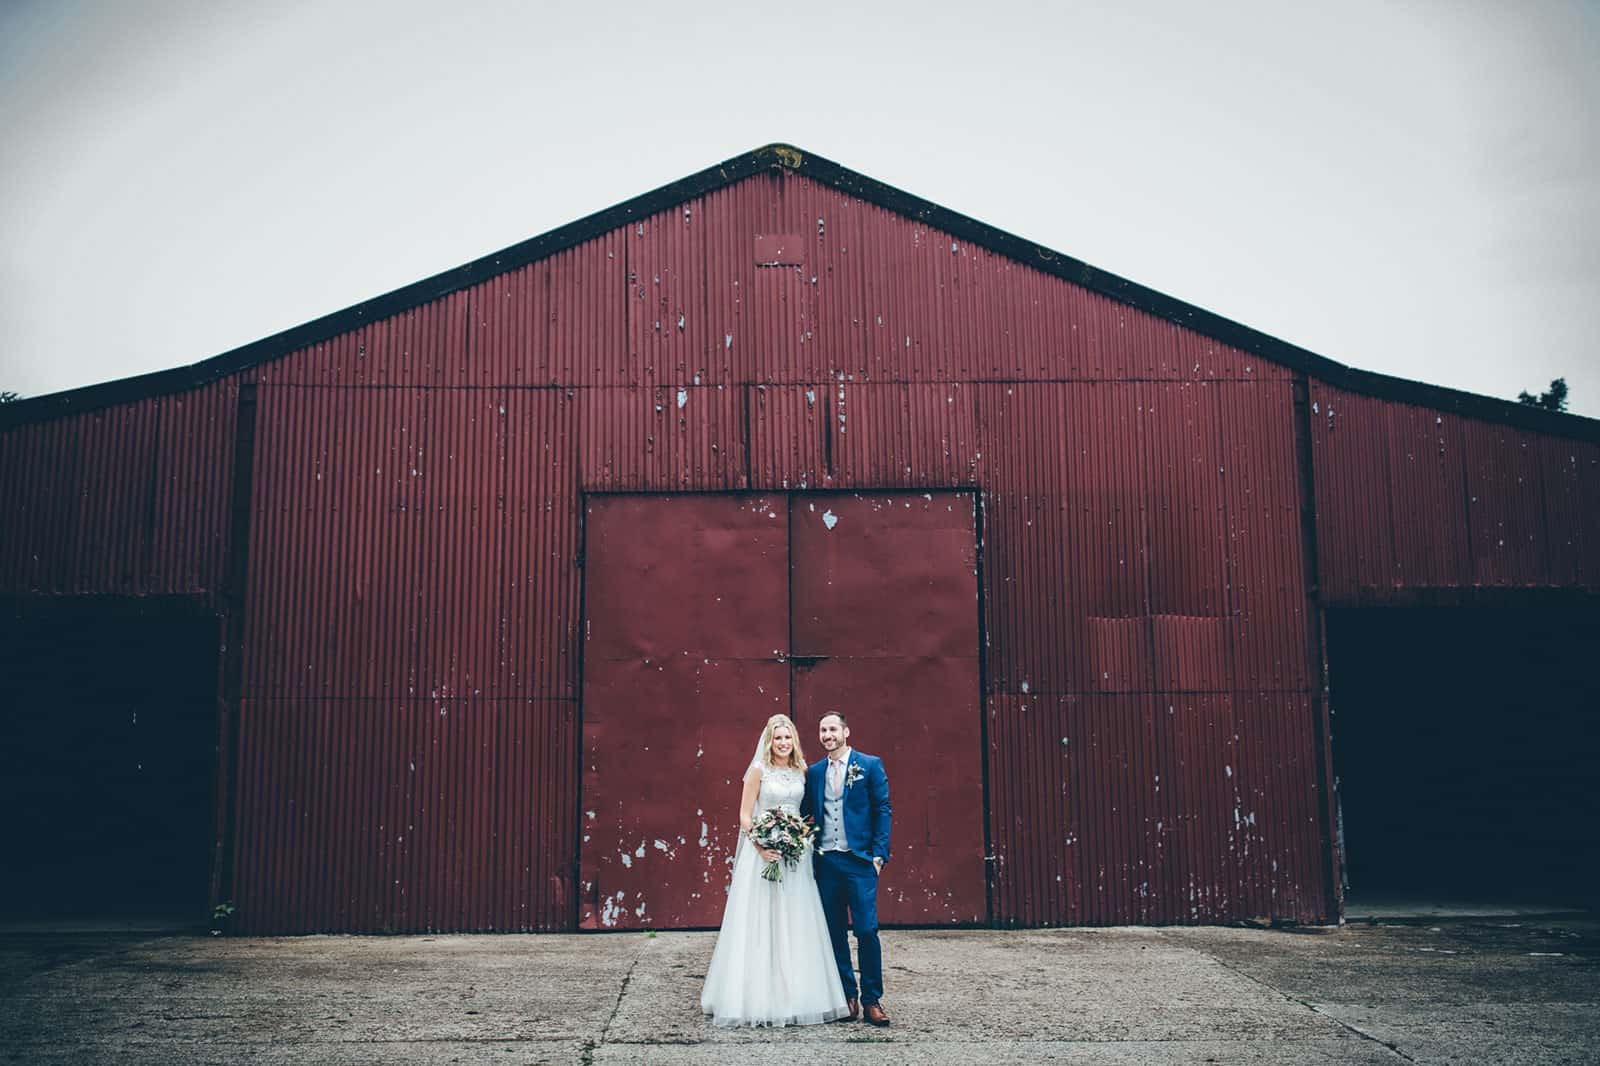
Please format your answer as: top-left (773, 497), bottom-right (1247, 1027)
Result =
top-left (580, 491), bottom-right (986, 929)
top-left (579, 494), bottom-right (791, 929)
top-left (789, 492), bottom-right (987, 925)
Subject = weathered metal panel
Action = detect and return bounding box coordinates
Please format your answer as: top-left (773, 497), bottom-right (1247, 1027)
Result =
top-left (768, 173), bottom-right (1288, 385)
top-left (785, 490), bottom-right (987, 926)
top-left (682, 172), bottom-right (1284, 387)
top-left (790, 491), bottom-right (978, 658)
top-left (830, 383), bottom-right (981, 490)
top-left (702, 174), bottom-right (823, 385)
top-left (1308, 379), bottom-right (1594, 602)
top-left (1140, 378), bottom-right (1226, 617)
top-left (626, 201), bottom-right (715, 387)
top-left (978, 382), bottom-right (1152, 695)
top-left (793, 655), bottom-right (985, 925)
top-left (0, 381), bottom-right (237, 598)
top-left (242, 386), bottom-right (577, 700)
top-left (988, 690), bottom-right (1329, 927)
top-left (577, 384), bottom-right (745, 492)
top-left (256, 293), bottom-right (471, 386)
top-left (469, 261), bottom-right (554, 384)
top-left (1218, 381), bottom-right (1310, 690)
top-left (1462, 419), bottom-right (1547, 586)
top-left (747, 384), bottom-right (830, 490)
top-left (150, 381), bottom-right (239, 594)
top-left (1538, 436), bottom-right (1600, 586)
top-left (1307, 382), bottom-right (1397, 602)
top-left (231, 697), bottom-right (575, 934)
top-left (787, 489), bottom-right (985, 921)
top-left (466, 232), bottom-right (627, 386)
top-left (579, 494), bottom-right (790, 929)
top-left (579, 491), bottom-right (984, 929)
top-left (501, 388), bottom-right (582, 701)
top-left (1382, 403), bottom-right (1470, 587)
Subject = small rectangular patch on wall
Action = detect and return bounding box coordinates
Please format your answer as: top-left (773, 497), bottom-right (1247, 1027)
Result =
top-left (754, 233), bottom-right (805, 267)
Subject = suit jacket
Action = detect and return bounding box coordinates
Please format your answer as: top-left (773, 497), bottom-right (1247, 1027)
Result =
top-left (801, 750), bottom-right (891, 866)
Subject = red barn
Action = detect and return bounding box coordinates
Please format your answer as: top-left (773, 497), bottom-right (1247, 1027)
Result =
top-left (3, 145), bottom-right (1596, 933)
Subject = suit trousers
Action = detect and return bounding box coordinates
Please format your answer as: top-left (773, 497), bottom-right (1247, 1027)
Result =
top-left (815, 850), bottom-right (883, 1005)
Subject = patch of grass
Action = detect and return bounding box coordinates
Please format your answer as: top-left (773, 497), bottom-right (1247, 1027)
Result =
top-left (846, 1034), bottom-right (893, 1043)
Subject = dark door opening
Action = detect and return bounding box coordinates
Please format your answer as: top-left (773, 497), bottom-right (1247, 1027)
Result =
top-left (1327, 605), bottom-right (1600, 908)
top-left (0, 606), bottom-right (222, 917)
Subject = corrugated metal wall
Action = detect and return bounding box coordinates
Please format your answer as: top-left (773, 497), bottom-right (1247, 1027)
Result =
top-left (0, 380), bottom-right (238, 598)
top-left (1308, 381), bottom-right (1600, 601)
top-left (4, 165), bottom-right (1595, 932)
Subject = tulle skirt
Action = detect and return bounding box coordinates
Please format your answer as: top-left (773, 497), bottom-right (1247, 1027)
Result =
top-left (700, 839), bottom-right (851, 1027)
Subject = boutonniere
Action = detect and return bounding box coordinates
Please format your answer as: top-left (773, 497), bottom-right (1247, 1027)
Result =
top-left (844, 763), bottom-right (865, 790)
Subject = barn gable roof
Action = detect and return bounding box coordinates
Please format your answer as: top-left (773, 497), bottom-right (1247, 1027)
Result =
top-left (3, 143), bottom-right (1595, 440)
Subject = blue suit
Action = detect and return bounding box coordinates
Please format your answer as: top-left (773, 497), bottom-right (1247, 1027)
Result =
top-left (801, 750), bottom-right (891, 1006)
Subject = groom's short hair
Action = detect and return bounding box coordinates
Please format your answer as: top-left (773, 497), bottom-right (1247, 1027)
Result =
top-left (819, 711), bottom-right (848, 727)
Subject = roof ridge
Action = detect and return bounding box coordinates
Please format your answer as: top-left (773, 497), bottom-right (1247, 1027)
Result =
top-left (3, 143), bottom-right (1595, 441)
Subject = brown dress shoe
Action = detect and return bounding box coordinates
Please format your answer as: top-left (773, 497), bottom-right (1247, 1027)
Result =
top-left (846, 998), bottom-right (860, 1021)
top-left (863, 1002), bottom-right (890, 1027)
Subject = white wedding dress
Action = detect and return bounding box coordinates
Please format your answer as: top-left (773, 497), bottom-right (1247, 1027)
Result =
top-left (700, 764), bottom-right (851, 1027)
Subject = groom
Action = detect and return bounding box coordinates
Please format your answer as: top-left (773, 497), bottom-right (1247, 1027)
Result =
top-left (802, 711), bottom-right (892, 1026)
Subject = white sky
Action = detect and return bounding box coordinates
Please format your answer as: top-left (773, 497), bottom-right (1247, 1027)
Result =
top-left (2, 0), bottom-right (1596, 416)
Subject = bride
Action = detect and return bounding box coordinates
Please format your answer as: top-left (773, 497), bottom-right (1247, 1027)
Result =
top-left (700, 713), bottom-right (851, 1027)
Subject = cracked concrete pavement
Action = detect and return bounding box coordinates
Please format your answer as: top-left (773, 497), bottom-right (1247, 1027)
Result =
top-left (1, 915), bottom-right (1594, 1064)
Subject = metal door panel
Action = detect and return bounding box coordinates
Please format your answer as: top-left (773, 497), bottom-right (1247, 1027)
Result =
top-left (791, 492), bottom-right (978, 658)
top-left (792, 655), bottom-right (986, 924)
top-left (583, 494), bottom-right (789, 661)
top-left (789, 490), bottom-right (986, 925)
top-left (580, 493), bottom-right (790, 929)
top-left (580, 654), bottom-right (789, 929)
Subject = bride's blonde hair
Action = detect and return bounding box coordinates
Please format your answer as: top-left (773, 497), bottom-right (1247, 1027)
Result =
top-left (758, 713), bottom-right (807, 771)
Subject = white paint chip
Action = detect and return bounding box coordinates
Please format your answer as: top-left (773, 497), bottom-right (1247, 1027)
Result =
top-left (822, 509), bottom-right (838, 530)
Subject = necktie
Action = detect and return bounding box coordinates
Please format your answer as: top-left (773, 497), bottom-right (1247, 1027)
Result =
top-left (829, 758), bottom-right (844, 794)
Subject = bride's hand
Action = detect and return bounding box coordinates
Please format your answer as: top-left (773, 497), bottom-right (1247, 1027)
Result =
top-left (755, 846), bottom-right (779, 863)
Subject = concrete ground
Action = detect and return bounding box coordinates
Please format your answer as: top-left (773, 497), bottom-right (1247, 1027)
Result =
top-left (1, 914), bottom-right (1595, 1065)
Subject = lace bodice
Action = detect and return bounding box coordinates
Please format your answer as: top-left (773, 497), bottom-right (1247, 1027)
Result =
top-left (754, 765), bottom-right (805, 816)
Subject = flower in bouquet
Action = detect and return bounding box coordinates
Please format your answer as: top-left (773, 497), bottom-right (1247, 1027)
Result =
top-left (748, 808), bottom-right (817, 882)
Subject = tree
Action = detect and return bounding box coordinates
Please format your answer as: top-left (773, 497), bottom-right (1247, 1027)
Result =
top-left (1516, 378), bottom-right (1568, 413)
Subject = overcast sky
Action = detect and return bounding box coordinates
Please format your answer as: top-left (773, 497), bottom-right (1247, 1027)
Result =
top-left (2, 0), bottom-right (1596, 416)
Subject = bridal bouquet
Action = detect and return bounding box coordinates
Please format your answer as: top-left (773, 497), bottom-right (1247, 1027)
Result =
top-left (748, 809), bottom-right (817, 882)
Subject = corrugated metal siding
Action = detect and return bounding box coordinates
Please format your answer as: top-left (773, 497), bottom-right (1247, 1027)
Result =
top-left (255, 293), bottom-right (472, 386)
top-left (234, 384), bottom-right (579, 930)
top-left (975, 376), bottom-right (1327, 926)
top-left (9, 166), bottom-right (1595, 932)
top-left (151, 382), bottom-right (240, 593)
top-left (1462, 421), bottom-right (1547, 586)
top-left (1309, 380), bottom-right (1599, 602)
top-left (578, 384), bottom-right (745, 492)
top-left (232, 697), bottom-right (575, 933)
top-left (1539, 436), bottom-right (1600, 586)
top-left (0, 381), bottom-right (236, 597)
top-left (240, 386), bottom-right (579, 702)
top-left (1219, 381), bottom-right (1309, 691)
top-left (988, 692), bottom-right (1327, 927)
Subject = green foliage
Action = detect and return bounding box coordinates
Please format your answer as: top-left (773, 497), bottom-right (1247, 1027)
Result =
top-left (0, 391), bottom-right (20, 403)
top-left (1517, 377), bottom-right (1568, 412)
